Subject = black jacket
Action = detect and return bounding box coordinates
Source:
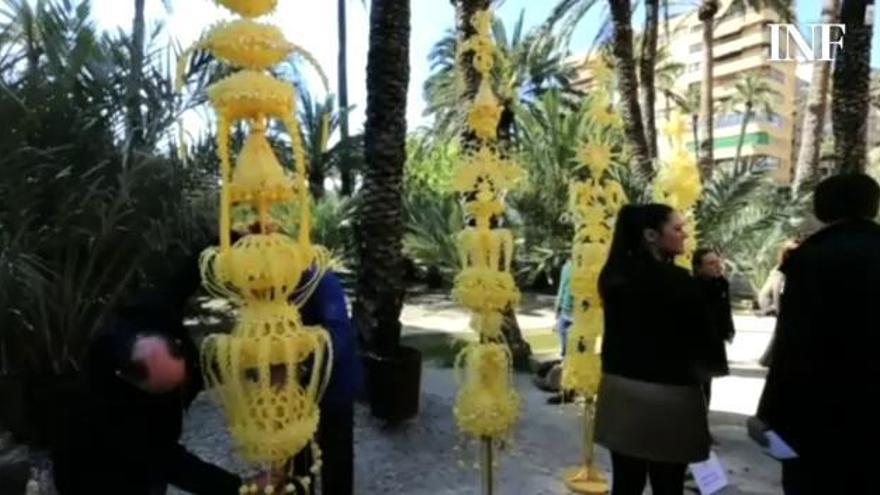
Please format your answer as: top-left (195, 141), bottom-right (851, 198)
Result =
top-left (758, 220), bottom-right (880, 457)
top-left (52, 289), bottom-right (241, 495)
top-left (600, 257), bottom-right (711, 386)
top-left (694, 276), bottom-right (735, 377)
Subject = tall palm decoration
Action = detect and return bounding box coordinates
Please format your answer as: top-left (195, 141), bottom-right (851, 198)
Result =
top-left (832, 0), bottom-right (874, 173)
top-left (425, 8), bottom-right (581, 141)
top-left (726, 74), bottom-right (775, 171)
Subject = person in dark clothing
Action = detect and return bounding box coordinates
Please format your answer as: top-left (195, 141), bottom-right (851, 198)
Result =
top-left (692, 247), bottom-right (735, 406)
top-left (51, 259), bottom-right (242, 494)
top-left (594, 204), bottom-right (711, 495)
top-left (290, 267), bottom-right (363, 495)
top-left (756, 173), bottom-right (880, 494)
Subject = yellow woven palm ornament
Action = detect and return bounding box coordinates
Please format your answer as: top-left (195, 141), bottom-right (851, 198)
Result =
top-left (201, 20), bottom-right (293, 70)
top-left (654, 112), bottom-right (703, 266)
top-left (468, 79), bottom-right (503, 142)
top-left (462, 9), bottom-right (496, 75)
top-left (587, 57), bottom-right (613, 86)
top-left (215, 0), bottom-right (277, 18)
top-left (179, 0), bottom-right (332, 490)
top-left (577, 141), bottom-right (614, 179)
top-left (450, 13), bottom-right (523, 484)
top-left (454, 344), bottom-right (520, 438)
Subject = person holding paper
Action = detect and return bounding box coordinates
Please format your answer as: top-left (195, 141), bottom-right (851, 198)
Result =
top-left (594, 204), bottom-right (711, 495)
top-left (757, 173), bottom-right (880, 494)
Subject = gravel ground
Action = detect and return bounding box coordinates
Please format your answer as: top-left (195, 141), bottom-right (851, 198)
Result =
top-left (172, 365), bottom-right (781, 495)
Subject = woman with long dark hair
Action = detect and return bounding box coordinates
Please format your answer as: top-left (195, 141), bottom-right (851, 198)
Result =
top-left (594, 204), bottom-right (710, 495)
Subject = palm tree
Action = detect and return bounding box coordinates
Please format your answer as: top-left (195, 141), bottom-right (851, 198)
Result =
top-left (337, 0), bottom-right (355, 195)
top-left (353, 0), bottom-right (410, 355)
top-left (607, 0), bottom-right (652, 179)
top-left (298, 89), bottom-right (338, 199)
top-left (726, 74), bottom-right (775, 171)
top-left (640, 0), bottom-right (660, 160)
top-left (696, 0), bottom-right (719, 180)
top-left (793, 0), bottom-right (839, 193)
top-left (832, 0), bottom-right (873, 173)
top-left (666, 84), bottom-right (703, 162)
top-left (127, 0), bottom-right (146, 151)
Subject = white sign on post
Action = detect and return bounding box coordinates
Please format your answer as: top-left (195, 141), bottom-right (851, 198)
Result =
top-left (689, 452), bottom-right (730, 495)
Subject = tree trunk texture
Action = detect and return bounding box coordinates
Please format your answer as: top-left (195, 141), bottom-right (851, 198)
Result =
top-left (338, 0), bottom-right (354, 196)
top-left (608, 0), bottom-right (653, 180)
top-left (734, 104), bottom-right (753, 172)
top-left (793, 0), bottom-right (839, 193)
top-left (832, 0), bottom-right (873, 174)
top-left (354, 0), bottom-right (411, 356)
top-left (127, 0), bottom-right (146, 152)
top-left (640, 0), bottom-right (660, 161)
top-left (698, 0), bottom-right (719, 180)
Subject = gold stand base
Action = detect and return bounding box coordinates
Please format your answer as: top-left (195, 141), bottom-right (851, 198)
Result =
top-left (562, 465), bottom-right (610, 494)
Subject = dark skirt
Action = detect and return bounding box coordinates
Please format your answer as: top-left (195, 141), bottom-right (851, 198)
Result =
top-left (595, 373), bottom-right (710, 464)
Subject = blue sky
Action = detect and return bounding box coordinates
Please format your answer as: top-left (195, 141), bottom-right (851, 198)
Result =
top-left (89, 0), bottom-right (880, 134)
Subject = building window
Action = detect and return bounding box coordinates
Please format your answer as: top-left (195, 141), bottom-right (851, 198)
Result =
top-left (752, 155), bottom-right (781, 172)
top-left (715, 50), bottom-right (742, 63)
top-left (687, 62), bottom-right (700, 73)
top-left (691, 24), bottom-right (702, 33)
top-left (715, 112), bottom-right (784, 129)
top-left (690, 43), bottom-right (702, 53)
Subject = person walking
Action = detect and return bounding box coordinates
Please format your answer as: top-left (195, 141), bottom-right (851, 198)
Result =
top-left (757, 173), bottom-right (880, 494)
top-left (594, 204), bottom-right (711, 495)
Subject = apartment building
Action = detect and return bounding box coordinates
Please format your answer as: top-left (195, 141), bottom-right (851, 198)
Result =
top-left (576, 0), bottom-right (798, 182)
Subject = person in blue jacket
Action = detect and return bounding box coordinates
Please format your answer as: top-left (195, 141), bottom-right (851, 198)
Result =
top-left (291, 265), bottom-right (363, 495)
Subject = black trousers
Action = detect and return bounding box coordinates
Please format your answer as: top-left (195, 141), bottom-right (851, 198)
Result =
top-left (610, 452), bottom-right (686, 495)
top-left (293, 403), bottom-right (354, 495)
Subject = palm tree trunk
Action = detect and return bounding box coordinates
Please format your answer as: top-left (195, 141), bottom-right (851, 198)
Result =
top-left (692, 113), bottom-right (700, 164)
top-left (338, 0), bottom-right (354, 196)
top-left (354, 0), bottom-right (411, 356)
top-left (608, 0), bottom-right (652, 179)
top-left (640, 0), bottom-right (660, 161)
top-left (832, 0), bottom-right (873, 174)
top-left (734, 104), bottom-right (753, 172)
top-left (697, 0), bottom-right (719, 180)
top-left (127, 0), bottom-right (146, 151)
top-left (793, 0), bottom-right (839, 192)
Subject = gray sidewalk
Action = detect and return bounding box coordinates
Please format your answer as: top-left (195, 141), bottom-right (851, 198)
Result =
top-left (172, 296), bottom-right (783, 494)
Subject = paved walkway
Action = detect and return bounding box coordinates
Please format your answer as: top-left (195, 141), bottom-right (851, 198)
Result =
top-left (171, 293), bottom-right (783, 494)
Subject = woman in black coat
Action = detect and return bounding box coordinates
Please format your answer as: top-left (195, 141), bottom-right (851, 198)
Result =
top-left (692, 247), bottom-right (736, 405)
top-left (594, 204), bottom-right (711, 495)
